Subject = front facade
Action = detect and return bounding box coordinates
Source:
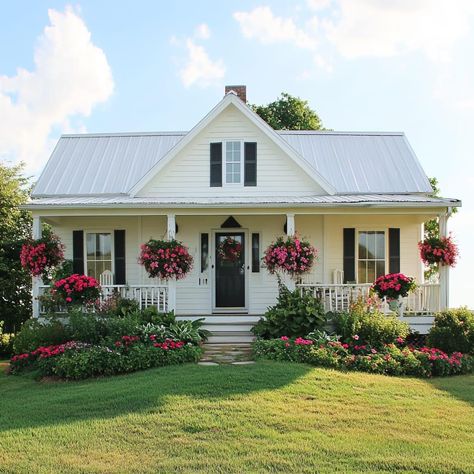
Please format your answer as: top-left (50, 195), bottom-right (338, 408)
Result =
top-left (28, 86), bottom-right (460, 327)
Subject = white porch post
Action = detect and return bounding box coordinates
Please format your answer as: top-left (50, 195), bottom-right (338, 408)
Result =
top-left (167, 213), bottom-right (177, 312)
top-left (32, 216), bottom-right (42, 318)
top-left (286, 213), bottom-right (295, 237)
top-left (286, 213), bottom-right (296, 289)
top-left (439, 211), bottom-right (450, 310)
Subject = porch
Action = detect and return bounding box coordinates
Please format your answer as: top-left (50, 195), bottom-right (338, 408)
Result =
top-left (32, 207), bottom-right (451, 331)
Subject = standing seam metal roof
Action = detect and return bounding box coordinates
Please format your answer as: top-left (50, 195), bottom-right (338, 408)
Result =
top-left (32, 130), bottom-right (433, 197)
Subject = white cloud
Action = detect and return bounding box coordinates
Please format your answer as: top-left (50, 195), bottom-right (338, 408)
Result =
top-left (306, 0), bottom-right (332, 11)
top-left (0, 6), bottom-right (114, 173)
top-left (179, 39), bottom-right (225, 88)
top-left (323, 0), bottom-right (474, 62)
top-left (234, 6), bottom-right (317, 50)
top-left (194, 23), bottom-right (211, 40)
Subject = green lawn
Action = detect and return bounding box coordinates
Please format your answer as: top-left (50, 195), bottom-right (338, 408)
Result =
top-left (1, 360), bottom-right (473, 474)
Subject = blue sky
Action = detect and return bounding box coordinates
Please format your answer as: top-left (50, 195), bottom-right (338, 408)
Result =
top-left (1, 1), bottom-right (473, 305)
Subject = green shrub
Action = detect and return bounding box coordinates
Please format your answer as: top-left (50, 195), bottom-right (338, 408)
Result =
top-left (45, 343), bottom-right (202, 380)
top-left (13, 317), bottom-right (71, 354)
top-left (252, 283), bottom-right (326, 339)
top-left (428, 308), bottom-right (474, 354)
top-left (334, 301), bottom-right (409, 348)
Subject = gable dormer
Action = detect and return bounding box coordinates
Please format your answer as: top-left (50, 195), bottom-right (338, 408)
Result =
top-left (133, 87), bottom-right (333, 198)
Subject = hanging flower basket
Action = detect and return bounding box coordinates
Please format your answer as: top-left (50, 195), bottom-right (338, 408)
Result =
top-left (139, 239), bottom-right (193, 280)
top-left (263, 235), bottom-right (317, 277)
top-left (20, 234), bottom-right (64, 278)
top-left (371, 273), bottom-right (416, 301)
top-left (53, 274), bottom-right (101, 305)
top-left (217, 236), bottom-right (242, 262)
top-left (418, 235), bottom-right (458, 267)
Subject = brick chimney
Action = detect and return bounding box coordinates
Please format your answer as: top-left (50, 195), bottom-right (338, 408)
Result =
top-left (225, 85), bottom-right (246, 103)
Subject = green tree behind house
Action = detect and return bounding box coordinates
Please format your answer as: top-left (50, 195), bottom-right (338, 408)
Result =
top-left (0, 162), bottom-right (32, 332)
top-left (250, 92), bottom-right (325, 130)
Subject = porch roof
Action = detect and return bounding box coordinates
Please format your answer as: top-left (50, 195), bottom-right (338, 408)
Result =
top-left (25, 193), bottom-right (460, 210)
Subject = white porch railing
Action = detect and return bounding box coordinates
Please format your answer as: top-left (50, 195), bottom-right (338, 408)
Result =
top-left (297, 283), bottom-right (441, 315)
top-left (38, 284), bottom-right (169, 315)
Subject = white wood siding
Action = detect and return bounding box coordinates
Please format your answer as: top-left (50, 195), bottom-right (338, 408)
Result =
top-left (47, 212), bottom-right (426, 315)
top-left (138, 104), bottom-right (324, 197)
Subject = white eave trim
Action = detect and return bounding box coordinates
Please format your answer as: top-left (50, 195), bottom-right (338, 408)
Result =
top-left (23, 201), bottom-right (461, 211)
top-left (128, 93), bottom-right (337, 196)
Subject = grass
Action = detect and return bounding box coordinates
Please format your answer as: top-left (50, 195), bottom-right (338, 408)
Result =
top-left (0, 360), bottom-right (473, 474)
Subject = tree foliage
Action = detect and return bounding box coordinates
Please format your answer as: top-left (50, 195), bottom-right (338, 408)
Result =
top-left (0, 162), bottom-right (32, 331)
top-left (250, 92), bottom-right (325, 130)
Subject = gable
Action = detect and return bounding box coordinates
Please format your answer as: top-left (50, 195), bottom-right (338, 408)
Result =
top-left (137, 103), bottom-right (327, 198)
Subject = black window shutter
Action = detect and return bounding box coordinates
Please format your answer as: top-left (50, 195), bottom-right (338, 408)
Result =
top-left (72, 230), bottom-right (84, 274)
top-left (343, 228), bottom-right (356, 283)
top-left (388, 228), bottom-right (401, 274)
top-left (244, 142), bottom-right (257, 186)
top-left (114, 230), bottom-right (126, 284)
top-left (210, 142), bottom-right (222, 187)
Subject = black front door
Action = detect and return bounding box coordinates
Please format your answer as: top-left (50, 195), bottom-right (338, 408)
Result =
top-left (215, 232), bottom-right (245, 308)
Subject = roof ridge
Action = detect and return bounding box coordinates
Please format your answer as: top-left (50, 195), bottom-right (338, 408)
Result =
top-left (278, 131), bottom-right (404, 136)
top-left (60, 131), bottom-right (188, 138)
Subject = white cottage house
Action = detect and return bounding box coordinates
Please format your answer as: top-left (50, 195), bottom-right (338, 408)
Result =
top-left (27, 86), bottom-right (460, 338)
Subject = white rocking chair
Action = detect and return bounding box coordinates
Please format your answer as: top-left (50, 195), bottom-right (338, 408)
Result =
top-left (99, 270), bottom-right (114, 286)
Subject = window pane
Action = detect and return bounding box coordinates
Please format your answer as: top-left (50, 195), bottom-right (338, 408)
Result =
top-left (98, 233), bottom-right (111, 258)
top-left (375, 232), bottom-right (385, 259)
top-left (358, 232), bottom-right (367, 259)
top-left (367, 231), bottom-right (376, 259)
top-left (86, 233), bottom-right (95, 258)
top-left (87, 262), bottom-right (96, 279)
top-left (367, 260), bottom-right (376, 283)
top-left (358, 261), bottom-right (367, 283)
top-left (376, 260), bottom-right (385, 278)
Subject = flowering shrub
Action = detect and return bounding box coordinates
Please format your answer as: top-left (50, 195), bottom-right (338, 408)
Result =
top-left (20, 234), bottom-right (64, 278)
top-left (264, 235), bottom-right (317, 277)
top-left (217, 236), bottom-right (242, 262)
top-left (10, 341), bottom-right (91, 373)
top-left (419, 235), bottom-right (458, 267)
top-left (139, 239), bottom-right (193, 280)
top-left (371, 273), bottom-right (416, 300)
top-left (53, 274), bottom-right (101, 305)
top-left (10, 334), bottom-right (201, 379)
top-left (253, 337), bottom-right (474, 377)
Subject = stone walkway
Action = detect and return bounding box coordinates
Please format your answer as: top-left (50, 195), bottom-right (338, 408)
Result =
top-left (198, 343), bottom-right (255, 366)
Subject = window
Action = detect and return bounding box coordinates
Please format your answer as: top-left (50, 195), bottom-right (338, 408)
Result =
top-left (86, 232), bottom-right (112, 279)
top-left (225, 141), bottom-right (242, 184)
top-left (200, 233), bottom-right (209, 273)
top-left (358, 231), bottom-right (385, 283)
top-left (252, 233), bottom-right (260, 273)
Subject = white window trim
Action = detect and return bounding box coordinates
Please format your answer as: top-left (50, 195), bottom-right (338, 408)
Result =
top-left (222, 139), bottom-right (245, 186)
top-left (83, 230), bottom-right (115, 279)
top-left (355, 228), bottom-right (388, 284)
